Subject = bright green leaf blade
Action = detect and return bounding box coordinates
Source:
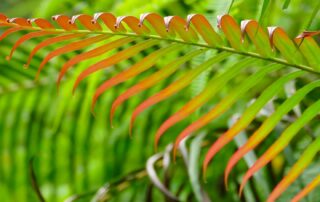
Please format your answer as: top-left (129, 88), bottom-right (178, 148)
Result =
top-left (268, 123), bottom-right (320, 201)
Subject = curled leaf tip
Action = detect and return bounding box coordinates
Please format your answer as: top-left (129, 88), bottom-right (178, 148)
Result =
top-left (239, 173), bottom-right (250, 197)
top-left (224, 164), bottom-right (232, 190)
top-left (154, 127), bottom-right (166, 149)
top-left (153, 141), bottom-right (158, 153)
top-left (72, 84), bottom-right (77, 95)
top-left (56, 81), bottom-right (60, 94)
top-left (72, 75), bottom-right (84, 94)
top-left (110, 102), bottom-right (118, 124)
top-left (172, 145), bottom-right (178, 163)
top-left (202, 162), bottom-right (209, 183)
top-left (153, 131), bottom-right (163, 152)
top-left (34, 74), bottom-right (40, 82)
top-left (109, 119), bottom-right (113, 129)
top-left (238, 186), bottom-right (244, 198)
top-left (296, 31), bottom-right (320, 39)
top-left (56, 76), bottom-right (63, 90)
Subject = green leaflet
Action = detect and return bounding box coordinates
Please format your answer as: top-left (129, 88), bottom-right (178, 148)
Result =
top-left (269, 95), bottom-right (320, 154)
top-left (224, 78), bottom-right (320, 185)
top-left (282, 0), bottom-right (291, 9)
top-left (241, 89), bottom-right (320, 197)
top-left (296, 37), bottom-right (320, 71)
top-left (91, 43), bottom-right (184, 110)
top-left (231, 70), bottom-right (305, 131)
top-left (258, 0), bottom-right (270, 24)
top-left (173, 63), bottom-right (282, 153)
top-left (155, 57), bottom-right (255, 146)
top-left (305, 1), bottom-right (320, 29)
top-left (130, 51), bottom-right (231, 133)
top-left (249, 79), bottom-right (320, 138)
top-left (292, 170), bottom-right (320, 201)
top-left (110, 49), bottom-right (206, 123)
top-left (268, 104), bottom-right (320, 201)
top-left (203, 70), bottom-right (305, 176)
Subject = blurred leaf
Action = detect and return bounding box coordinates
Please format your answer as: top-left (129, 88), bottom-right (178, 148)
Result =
top-left (282, 0), bottom-right (291, 9)
top-left (188, 132), bottom-right (210, 202)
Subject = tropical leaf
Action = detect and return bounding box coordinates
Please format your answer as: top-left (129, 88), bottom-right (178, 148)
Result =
top-left (0, 12), bottom-right (320, 202)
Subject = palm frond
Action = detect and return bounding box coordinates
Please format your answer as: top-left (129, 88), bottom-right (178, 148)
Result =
top-left (0, 12), bottom-right (320, 201)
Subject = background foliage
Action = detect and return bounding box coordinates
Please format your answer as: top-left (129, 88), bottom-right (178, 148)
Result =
top-left (0, 0), bottom-right (319, 201)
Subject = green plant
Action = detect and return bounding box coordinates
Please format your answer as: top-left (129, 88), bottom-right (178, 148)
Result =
top-left (0, 1), bottom-right (319, 201)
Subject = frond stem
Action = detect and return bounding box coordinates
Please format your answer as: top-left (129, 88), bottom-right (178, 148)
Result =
top-left (20, 27), bottom-right (320, 76)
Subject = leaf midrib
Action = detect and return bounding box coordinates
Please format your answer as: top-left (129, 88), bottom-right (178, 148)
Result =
top-left (17, 26), bottom-right (320, 76)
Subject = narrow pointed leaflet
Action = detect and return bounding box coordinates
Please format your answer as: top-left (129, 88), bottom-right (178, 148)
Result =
top-left (173, 64), bottom-right (282, 157)
top-left (203, 71), bottom-right (304, 177)
top-left (155, 58), bottom-right (255, 148)
top-left (7, 31), bottom-right (57, 61)
top-left (72, 39), bottom-right (159, 93)
top-left (295, 33), bottom-right (320, 71)
top-left (292, 174), bottom-right (320, 202)
top-left (25, 33), bottom-right (85, 68)
top-left (36, 34), bottom-right (110, 79)
top-left (225, 81), bottom-right (320, 186)
top-left (130, 52), bottom-right (231, 135)
top-left (110, 49), bottom-right (205, 125)
top-left (57, 37), bottom-right (134, 90)
top-left (92, 44), bottom-right (183, 111)
top-left (268, 120), bottom-right (320, 202)
top-left (240, 88), bottom-right (320, 195)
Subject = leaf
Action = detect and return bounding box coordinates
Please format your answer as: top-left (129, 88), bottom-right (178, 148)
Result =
top-left (7, 31), bottom-right (56, 61)
top-left (295, 33), bottom-right (320, 70)
top-left (0, 12), bottom-right (320, 202)
top-left (187, 14), bottom-right (222, 46)
top-left (268, 123), bottom-right (320, 201)
top-left (218, 15), bottom-right (245, 51)
top-left (57, 37), bottom-right (135, 90)
top-left (110, 49), bottom-right (205, 124)
top-left (188, 133), bottom-right (210, 202)
top-left (305, 1), bottom-right (320, 30)
top-left (130, 52), bottom-right (230, 134)
top-left (241, 20), bottom-right (273, 56)
top-left (25, 33), bottom-right (86, 68)
top-left (208, 0), bottom-right (234, 16)
top-left (155, 58), bottom-right (255, 147)
top-left (258, 0), bottom-right (270, 24)
top-left (240, 95), bottom-right (320, 196)
top-left (146, 144), bottom-right (180, 202)
top-left (292, 174), bottom-right (320, 202)
top-left (0, 12), bottom-right (318, 75)
top-left (231, 116), bottom-right (270, 199)
top-left (36, 34), bottom-right (111, 79)
top-left (282, 0), bottom-right (291, 9)
top-left (224, 80), bottom-right (320, 185)
top-left (91, 44), bottom-right (183, 111)
top-left (0, 27), bottom-right (25, 42)
top-left (173, 64), bottom-right (281, 156)
top-left (72, 39), bottom-right (159, 93)
top-left (268, 27), bottom-right (304, 65)
top-left (164, 16), bottom-right (198, 42)
top-left (203, 70), bottom-right (304, 176)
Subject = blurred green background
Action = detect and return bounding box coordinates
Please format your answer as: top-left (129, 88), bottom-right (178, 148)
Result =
top-left (0, 0), bottom-right (319, 201)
